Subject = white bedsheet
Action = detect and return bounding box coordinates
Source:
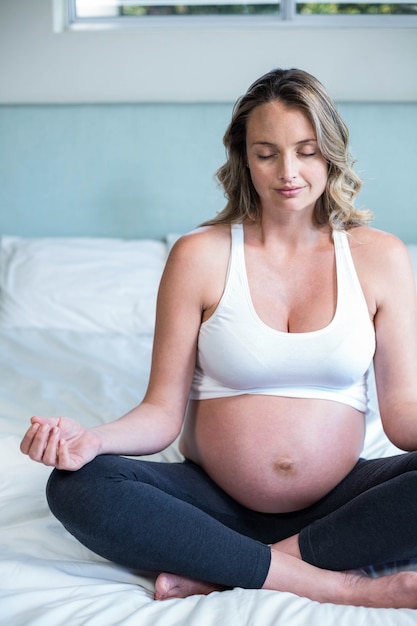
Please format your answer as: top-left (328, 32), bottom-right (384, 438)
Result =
top-left (1, 328), bottom-right (417, 626)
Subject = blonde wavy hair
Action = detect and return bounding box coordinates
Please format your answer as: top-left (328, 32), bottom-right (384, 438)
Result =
top-left (204, 68), bottom-right (372, 230)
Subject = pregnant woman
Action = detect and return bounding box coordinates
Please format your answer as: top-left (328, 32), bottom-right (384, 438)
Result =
top-left (20, 68), bottom-right (417, 609)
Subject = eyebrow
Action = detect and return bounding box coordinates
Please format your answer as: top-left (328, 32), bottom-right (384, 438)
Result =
top-left (251, 139), bottom-right (318, 148)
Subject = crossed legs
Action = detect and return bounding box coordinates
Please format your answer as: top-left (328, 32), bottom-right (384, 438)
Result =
top-left (46, 452), bottom-right (417, 607)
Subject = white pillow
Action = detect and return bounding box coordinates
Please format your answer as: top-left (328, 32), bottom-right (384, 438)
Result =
top-left (0, 236), bottom-right (166, 334)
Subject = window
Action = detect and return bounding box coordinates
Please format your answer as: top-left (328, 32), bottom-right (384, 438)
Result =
top-left (67, 0), bottom-right (417, 26)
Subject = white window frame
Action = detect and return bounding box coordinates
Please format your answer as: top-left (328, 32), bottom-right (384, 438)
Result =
top-left (63, 0), bottom-right (417, 29)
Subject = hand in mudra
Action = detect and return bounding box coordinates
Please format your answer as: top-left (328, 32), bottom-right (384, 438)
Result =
top-left (20, 415), bottom-right (102, 471)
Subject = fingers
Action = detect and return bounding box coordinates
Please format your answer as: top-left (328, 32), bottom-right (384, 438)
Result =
top-left (55, 439), bottom-right (71, 470)
top-left (41, 426), bottom-right (61, 466)
top-left (30, 415), bottom-right (59, 428)
top-left (20, 421), bottom-right (61, 466)
top-left (20, 422), bottom-right (41, 455)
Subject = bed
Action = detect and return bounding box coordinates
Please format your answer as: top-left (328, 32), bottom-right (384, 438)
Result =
top-left (1, 232), bottom-right (417, 626)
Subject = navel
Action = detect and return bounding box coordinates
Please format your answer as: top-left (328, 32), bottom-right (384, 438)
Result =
top-left (273, 456), bottom-right (297, 474)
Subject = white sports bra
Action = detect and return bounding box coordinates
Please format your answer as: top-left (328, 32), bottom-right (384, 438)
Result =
top-left (189, 224), bottom-right (376, 412)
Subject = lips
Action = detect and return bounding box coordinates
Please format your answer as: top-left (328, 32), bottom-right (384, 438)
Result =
top-left (276, 186), bottom-right (304, 198)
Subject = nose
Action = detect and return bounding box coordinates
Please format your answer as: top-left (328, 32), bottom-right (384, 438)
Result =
top-left (277, 154), bottom-right (297, 182)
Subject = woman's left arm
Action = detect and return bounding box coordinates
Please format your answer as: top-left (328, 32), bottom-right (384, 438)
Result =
top-left (372, 234), bottom-right (417, 450)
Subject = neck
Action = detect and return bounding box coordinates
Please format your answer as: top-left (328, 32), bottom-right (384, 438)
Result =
top-left (251, 213), bottom-right (330, 250)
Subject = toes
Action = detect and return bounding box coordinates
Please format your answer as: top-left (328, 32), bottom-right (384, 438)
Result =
top-left (154, 574), bottom-right (179, 600)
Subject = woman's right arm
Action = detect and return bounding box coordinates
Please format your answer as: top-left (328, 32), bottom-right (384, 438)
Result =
top-left (20, 229), bottom-right (218, 471)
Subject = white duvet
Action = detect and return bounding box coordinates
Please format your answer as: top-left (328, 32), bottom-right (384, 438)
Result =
top-left (1, 235), bottom-right (417, 626)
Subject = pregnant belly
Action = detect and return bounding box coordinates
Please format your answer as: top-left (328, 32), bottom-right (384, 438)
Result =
top-left (180, 395), bottom-right (365, 513)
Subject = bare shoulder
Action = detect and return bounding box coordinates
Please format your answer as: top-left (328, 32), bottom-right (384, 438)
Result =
top-left (348, 225), bottom-right (411, 269)
top-left (163, 224), bottom-right (232, 309)
top-left (169, 224), bottom-right (230, 272)
top-left (348, 225), bottom-right (405, 248)
top-left (348, 226), bottom-right (415, 309)
top-left (168, 224), bottom-right (231, 262)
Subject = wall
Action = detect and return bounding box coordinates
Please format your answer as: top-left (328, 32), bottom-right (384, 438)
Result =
top-left (1, 101), bottom-right (416, 241)
top-left (1, 0), bottom-right (416, 103)
top-left (0, 103), bottom-right (230, 238)
top-left (0, 0), bottom-right (416, 241)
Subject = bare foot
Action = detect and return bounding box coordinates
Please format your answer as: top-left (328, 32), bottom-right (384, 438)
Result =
top-left (154, 573), bottom-right (226, 600)
top-left (154, 555), bottom-right (417, 608)
top-left (264, 546), bottom-right (417, 608)
top-left (341, 569), bottom-right (417, 609)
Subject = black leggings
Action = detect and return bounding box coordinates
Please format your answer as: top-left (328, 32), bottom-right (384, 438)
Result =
top-left (46, 452), bottom-right (417, 589)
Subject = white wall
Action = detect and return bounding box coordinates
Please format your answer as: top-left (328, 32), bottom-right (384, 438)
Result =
top-left (0, 0), bottom-right (416, 103)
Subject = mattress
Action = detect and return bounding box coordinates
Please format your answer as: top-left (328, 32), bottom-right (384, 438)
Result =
top-left (1, 235), bottom-right (417, 625)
